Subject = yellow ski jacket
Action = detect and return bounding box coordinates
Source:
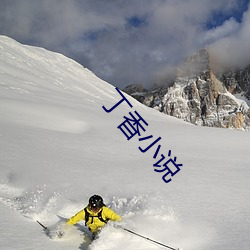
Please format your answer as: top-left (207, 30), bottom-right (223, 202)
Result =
top-left (67, 206), bottom-right (121, 233)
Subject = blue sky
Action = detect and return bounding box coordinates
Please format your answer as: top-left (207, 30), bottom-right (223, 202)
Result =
top-left (205, 0), bottom-right (249, 28)
top-left (0, 0), bottom-right (249, 88)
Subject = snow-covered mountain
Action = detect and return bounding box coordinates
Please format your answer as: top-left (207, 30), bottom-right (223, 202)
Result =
top-left (124, 49), bottom-right (250, 130)
top-left (0, 36), bottom-right (250, 250)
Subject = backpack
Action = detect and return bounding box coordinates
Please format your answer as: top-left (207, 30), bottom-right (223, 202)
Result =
top-left (84, 206), bottom-right (109, 226)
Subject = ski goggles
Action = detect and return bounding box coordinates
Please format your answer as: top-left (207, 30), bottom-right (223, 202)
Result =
top-left (89, 205), bottom-right (101, 212)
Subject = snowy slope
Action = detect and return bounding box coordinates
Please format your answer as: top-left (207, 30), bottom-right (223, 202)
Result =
top-left (0, 36), bottom-right (250, 250)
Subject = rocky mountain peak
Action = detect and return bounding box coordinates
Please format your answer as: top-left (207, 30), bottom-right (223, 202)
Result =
top-left (123, 49), bottom-right (250, 130)
top-left (177, 48), bottom-right (210, 78)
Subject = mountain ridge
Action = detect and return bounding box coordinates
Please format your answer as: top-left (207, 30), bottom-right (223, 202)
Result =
top-left (123, 49), bottom-right (250, 130)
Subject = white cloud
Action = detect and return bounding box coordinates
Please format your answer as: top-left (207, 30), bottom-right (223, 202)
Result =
top-left (0, 0), bottom-right (249, 88)
top-left (209, 5), bottom-right (250, 68)
top-left (200, 18), bottom-right (240, 45)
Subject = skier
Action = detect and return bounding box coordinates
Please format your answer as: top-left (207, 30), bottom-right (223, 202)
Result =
top-left (66, 194), bottom-right (122, 239)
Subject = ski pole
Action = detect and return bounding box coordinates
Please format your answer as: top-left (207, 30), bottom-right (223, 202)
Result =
top-left (37, 220), bottom-right (48, 231)
top-left (122, 227), bottom-right (180, 250)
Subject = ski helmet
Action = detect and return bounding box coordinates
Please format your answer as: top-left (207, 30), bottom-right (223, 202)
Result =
top-left (89, 195), bottom-right (104, 210)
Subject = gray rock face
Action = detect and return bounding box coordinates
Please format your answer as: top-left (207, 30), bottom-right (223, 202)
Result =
top-left (218, 66), bottom-right (250, 99)
top-left (123, 49), bottom-right (250, 130)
